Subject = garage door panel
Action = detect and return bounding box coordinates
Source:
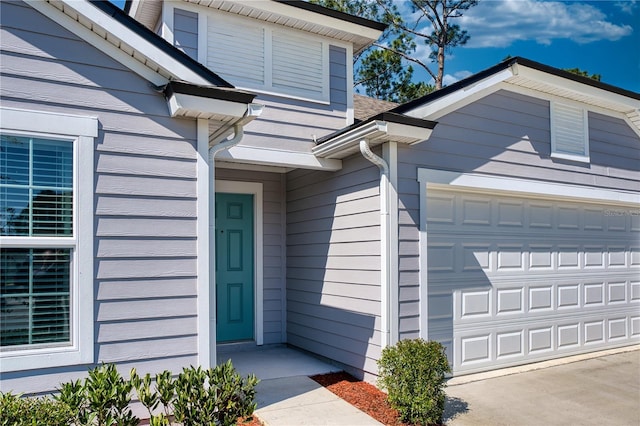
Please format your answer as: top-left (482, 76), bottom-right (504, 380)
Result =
top-left (428, 240), bottom-right (634, 276)
top-left (453, 312), bottom-right (639, 373)
top-left (454, 281), bottom-right (638, 322)
top-left (428, 189), bottom-right (639, 375)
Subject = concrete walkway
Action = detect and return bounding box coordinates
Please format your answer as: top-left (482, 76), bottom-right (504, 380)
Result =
top-left (444, 348), bottom-right (640, 426)
top-left (255, 376), bottom-right (383, 425)
top-left (220, 346), bottom-right (381, 425)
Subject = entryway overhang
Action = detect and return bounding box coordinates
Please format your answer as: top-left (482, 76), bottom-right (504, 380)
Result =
top-left (312, 112), bottom-right (438, 159)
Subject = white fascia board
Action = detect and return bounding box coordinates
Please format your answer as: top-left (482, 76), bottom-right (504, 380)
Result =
top-left (217, 145), bottom-right (342, 171)
top-left (418, 168), bottom-right (640, 206)
top-left (312, 121), bottom-right (386, 157)
top-left (128, 0), bottom-right (141, 17)
top-left (404, 68), bottom-right (514, 120)
top-left (513, 63), bottom-right (640, 112)
top-left (386, 121), bottom-right (434, 144)
top-left (232, 1), bottom-right (383, 41)
top-left (50, 0), bottom-right (214, 86)
top-left (167, 93), bottom-right (251, 118)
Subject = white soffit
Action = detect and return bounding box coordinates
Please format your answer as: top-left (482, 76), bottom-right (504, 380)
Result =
top-left (184, 0), bottom-right (383, 52)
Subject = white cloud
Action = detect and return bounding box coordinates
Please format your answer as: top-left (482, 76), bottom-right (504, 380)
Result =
top-left (615, 0), bottom-right (638, 14)
top-left (442, 70), bottom-right (474, 86)
top-left (453, 0), bottom-right (633, 48)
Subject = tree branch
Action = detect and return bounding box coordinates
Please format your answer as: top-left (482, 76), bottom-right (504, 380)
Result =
top-left (372, 42), bottom-right (438, 81)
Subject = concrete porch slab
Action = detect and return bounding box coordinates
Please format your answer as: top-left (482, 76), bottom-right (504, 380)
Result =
top-left (218, 345), bottom-right (341, 380)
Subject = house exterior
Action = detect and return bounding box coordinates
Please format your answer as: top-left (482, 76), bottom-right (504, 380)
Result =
top-left (1, 0), bottom-right (638, 397)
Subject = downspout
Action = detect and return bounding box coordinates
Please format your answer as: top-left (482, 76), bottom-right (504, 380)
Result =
top-left (359, 140), bottom-right (390, 350)
top-left (207, 123), bottom-right (245, 367)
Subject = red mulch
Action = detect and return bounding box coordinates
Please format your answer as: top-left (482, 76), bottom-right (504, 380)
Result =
top-left (310, 372), bottom-right (406, 426)
top-left (239, 415), bottom-right (264, 426)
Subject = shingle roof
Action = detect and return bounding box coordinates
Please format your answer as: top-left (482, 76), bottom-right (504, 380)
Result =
top-left (353, 94), bottom-right (398, 121)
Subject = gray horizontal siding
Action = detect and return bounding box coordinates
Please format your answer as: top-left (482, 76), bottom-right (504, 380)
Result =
top-left (286, 153), bottom-right (382, 379)
top-left (174, 8), bottom-right (198, 60)
top-left (395, 89), bottom-right (640, 340)
top-left (216, 168), bottom-right (286, 345)
top-left (0, 1), bottom-right (199, 394)
top-left (329, 45), bottom-right (347, 109)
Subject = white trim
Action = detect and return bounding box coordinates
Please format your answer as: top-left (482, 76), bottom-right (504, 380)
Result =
top-left (0, 107), bottom-right (96, 372)
top-left (550, 101), bottom-right (590, 163)
top-left (417, 169), bottom-right (640, 206)
top-left (512, 63), bottom-right (640, 111)
top-left (346, 43), bottom-right (355, 126)
top-left (196, 119), bottom-right (212, 368)
top-left (215, 181), bottom-right (264, 346)
top-left (0, 107), bottom-right (97, 138)
top-left (404, 69), bottom-right (513, 120)
top-left (166, 93), bottom-right (251, 118)
top-left (218, 145), bottom-right (342, 171)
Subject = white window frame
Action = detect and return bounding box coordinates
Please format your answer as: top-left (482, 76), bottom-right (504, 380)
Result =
top-left (0, 107), bottom-right (96, 372)
top-left (550, 101), bottom-right (591, 163)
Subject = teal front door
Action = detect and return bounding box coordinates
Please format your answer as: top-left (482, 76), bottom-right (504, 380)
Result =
top-left (215, 193), bottom-right (254, 342)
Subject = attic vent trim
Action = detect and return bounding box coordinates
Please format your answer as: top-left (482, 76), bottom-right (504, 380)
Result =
top-left (550, 101), bottom-right (590, 163)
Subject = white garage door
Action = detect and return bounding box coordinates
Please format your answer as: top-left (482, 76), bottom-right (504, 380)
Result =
top-left (426, 188), bottom-right (639, 375)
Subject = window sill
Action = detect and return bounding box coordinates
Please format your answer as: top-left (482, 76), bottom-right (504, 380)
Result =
top-left (0, 343), bottom-right (93, 372)
top-left (550, 152), bottom-right (591, 163)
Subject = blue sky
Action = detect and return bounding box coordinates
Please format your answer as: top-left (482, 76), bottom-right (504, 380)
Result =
top-left (111, 0), bottom-right (639, 92)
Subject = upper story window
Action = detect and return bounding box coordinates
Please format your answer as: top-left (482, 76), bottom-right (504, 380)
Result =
top-left (206, 13), bottom-right (330, 103)
top-left (0, 107), bottom-right (96, 371)
top-left (550, 101), bottom-right (590, 163)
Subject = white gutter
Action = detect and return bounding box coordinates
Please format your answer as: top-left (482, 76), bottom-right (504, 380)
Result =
top-left (359, 140), bottom-right (390, 350)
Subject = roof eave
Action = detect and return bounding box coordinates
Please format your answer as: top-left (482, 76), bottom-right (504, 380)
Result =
top-left (313, 113), bottom-right (437, 159)
top-left (395, 57), bottom-right (640, 126)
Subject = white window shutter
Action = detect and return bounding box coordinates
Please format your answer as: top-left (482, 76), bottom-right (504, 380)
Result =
top-left (551, 102), bottom-right (590, 161)
top-left (207, 18), bottom-right (265, 86)
top-left (272, 32), bottom-right (325, 100)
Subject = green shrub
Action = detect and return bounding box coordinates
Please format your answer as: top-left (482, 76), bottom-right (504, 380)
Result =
top-left (56, 363), bottom-right (138, 426)
top-left (2, 361), bottom-right (258, 426)
top-left (169, 361), bottom-right (258, 426)
top-left (377, 339), bottom-right (450, 425)
top-left (132, 361), bottom-right (259, 426)
top-left (0, 391), bottom-right (74, 426)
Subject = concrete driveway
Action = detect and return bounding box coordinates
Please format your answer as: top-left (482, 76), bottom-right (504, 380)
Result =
top-left (443, 349), bottom-right (640, 426)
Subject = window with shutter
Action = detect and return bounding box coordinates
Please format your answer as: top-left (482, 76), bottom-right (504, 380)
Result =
top-left (550, 102), bottom-right (590, 162)
top-left (0, 107), bottom-right (95, 371)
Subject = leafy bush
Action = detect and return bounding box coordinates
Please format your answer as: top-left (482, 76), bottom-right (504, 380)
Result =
top-left (0, 391), bottom-right (73, 426)
top-left (377, 339), bottom-right (450, 425)
top-left (56, 363), bottom-right (138, 426)
top-left (3, 361), bottom-right (258, 426)
top-left (133, 361), bottom-right (259, 426)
